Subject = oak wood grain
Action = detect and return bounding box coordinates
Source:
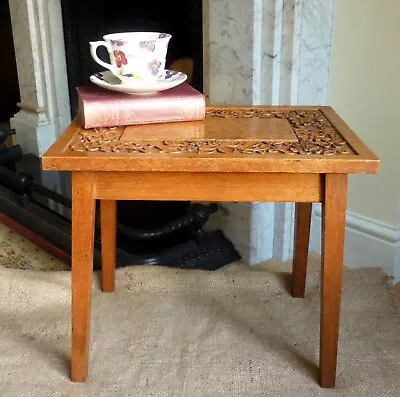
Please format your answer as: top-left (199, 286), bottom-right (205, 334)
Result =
top-left (42, 152), bottom-right (380, 174)
top-left (41, 106), bottom-right (380, 174)
top-left (120, 117), bottom-right (298, 141)
top-left (94, 172), bottom-right (323, 202)
top-left (292, 202), bottom-right (313, 298)
top-left (71, 172), bottom-right (96, 382)
top-left (100, 200), bottom-right (117, 292)
top-left (320, 173), bottom-right (348, 388)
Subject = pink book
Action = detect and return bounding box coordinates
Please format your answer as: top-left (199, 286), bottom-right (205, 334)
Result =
top-left (76, 83), bottom-right (206, 129)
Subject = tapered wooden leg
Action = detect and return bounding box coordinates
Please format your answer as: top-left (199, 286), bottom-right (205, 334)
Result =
top-left (292, 202), bottom-right (313, 298)
top-left (71, 172), bottom-right (96, 382)
top-left (100, 200), bottom-right (117, 292)
top-left (320, 174), bottom-right (348, 388)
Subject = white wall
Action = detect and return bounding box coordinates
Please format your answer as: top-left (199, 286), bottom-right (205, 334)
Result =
top-left (323, 0), bottom-right (400, 281)
top-left (329, 0), bottom-right (400, 226)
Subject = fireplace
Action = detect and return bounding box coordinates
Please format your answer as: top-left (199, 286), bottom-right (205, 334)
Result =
top-left (8, 0), bottom-right (335, 265)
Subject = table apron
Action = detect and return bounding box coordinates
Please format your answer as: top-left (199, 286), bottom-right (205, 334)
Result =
top-left (91, 171), bottom-right (324, 202)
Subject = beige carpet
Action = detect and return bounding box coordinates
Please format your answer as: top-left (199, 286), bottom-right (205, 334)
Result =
top-left (0, 259), bottom-right (399, 396)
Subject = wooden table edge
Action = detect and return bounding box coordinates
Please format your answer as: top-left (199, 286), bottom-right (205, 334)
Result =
top-left (41, 106), bottom-right (380, 175)
top-left (42, 155), bottom-right (380, 174)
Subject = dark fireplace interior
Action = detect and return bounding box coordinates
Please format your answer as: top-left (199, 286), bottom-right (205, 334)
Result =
top-left (0, 1), bottom-right (22, 171)
top-left (61, 0), bottom-right (203, 118)
top-left (0, 1), bottom-right (20, 125)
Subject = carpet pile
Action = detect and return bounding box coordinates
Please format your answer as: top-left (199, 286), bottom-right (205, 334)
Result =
top-left (0, 256), bottom-right (399, 396)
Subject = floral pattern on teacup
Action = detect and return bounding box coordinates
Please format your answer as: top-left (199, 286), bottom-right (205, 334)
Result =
top-left (165, 70), bottom-right (179, 79)
top-left (111, 39), bottom-right (124, 46)
top-left (114, 50), bottom-right (128, 68)
top-left (139, 40), bottom-right (156, 52)
top-left (158, 33), bottom-right (168, 38)
top-left (148, 59), bottom-right (162, 75)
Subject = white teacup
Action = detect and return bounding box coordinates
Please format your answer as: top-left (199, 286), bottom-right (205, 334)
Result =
top-left (89, 32), bottom-right (172, 84)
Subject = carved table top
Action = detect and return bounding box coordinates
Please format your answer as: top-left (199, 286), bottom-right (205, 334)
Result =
top-left (42, 105), bottom-right (379, 174)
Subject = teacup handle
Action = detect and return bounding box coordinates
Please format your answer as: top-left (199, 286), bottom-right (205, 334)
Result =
top-left (89, 41), bottom-right (119, 77)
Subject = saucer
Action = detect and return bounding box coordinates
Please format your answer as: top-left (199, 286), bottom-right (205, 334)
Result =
top-left (89, 70), bottom-right (187, 95)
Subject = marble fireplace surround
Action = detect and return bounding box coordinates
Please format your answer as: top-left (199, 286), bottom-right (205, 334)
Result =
top-left (8, 0), bottom-right (334, 264)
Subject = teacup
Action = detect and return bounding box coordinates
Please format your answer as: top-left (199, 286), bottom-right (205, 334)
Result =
top-left (89, 32), bottom-right (172, 84)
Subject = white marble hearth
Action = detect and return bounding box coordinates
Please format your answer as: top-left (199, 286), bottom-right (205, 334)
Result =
top-left (8, 0), bottom-right (335, 264)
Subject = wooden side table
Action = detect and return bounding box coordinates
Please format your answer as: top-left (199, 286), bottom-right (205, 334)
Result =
top-left (42, 106), bottom-right (379, 388)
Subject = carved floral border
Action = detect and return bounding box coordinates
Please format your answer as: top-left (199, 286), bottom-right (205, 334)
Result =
top-left (69, 109), bottom-right (354, 156)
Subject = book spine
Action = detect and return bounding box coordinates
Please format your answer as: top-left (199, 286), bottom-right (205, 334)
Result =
top-left (81, 94), bottom-right (206, 129)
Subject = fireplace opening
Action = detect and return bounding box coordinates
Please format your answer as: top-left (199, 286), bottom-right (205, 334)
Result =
top-left (61, 0), bottom-right (203, 118)
top-left (0, 1), bottom-right (20, 126)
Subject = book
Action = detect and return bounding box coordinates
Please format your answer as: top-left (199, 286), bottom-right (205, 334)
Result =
top-left (76, 83), bottom-right (206, 129)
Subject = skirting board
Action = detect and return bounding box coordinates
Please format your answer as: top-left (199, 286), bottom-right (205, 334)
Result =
top-left (311, 204), bottom-right (400, 284)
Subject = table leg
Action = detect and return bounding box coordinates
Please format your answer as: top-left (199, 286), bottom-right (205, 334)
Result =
top-left (320, 174), bottom-right (348, 388)
top-left (292, 202), bottom-right (313, 298)
top-left (71, 172), bottom-right (96, 382)
top-left (100, 200), bottom-right (117, 292)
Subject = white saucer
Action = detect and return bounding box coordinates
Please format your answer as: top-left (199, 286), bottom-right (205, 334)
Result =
top-left (89, 70), bottom-right (187, 95)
